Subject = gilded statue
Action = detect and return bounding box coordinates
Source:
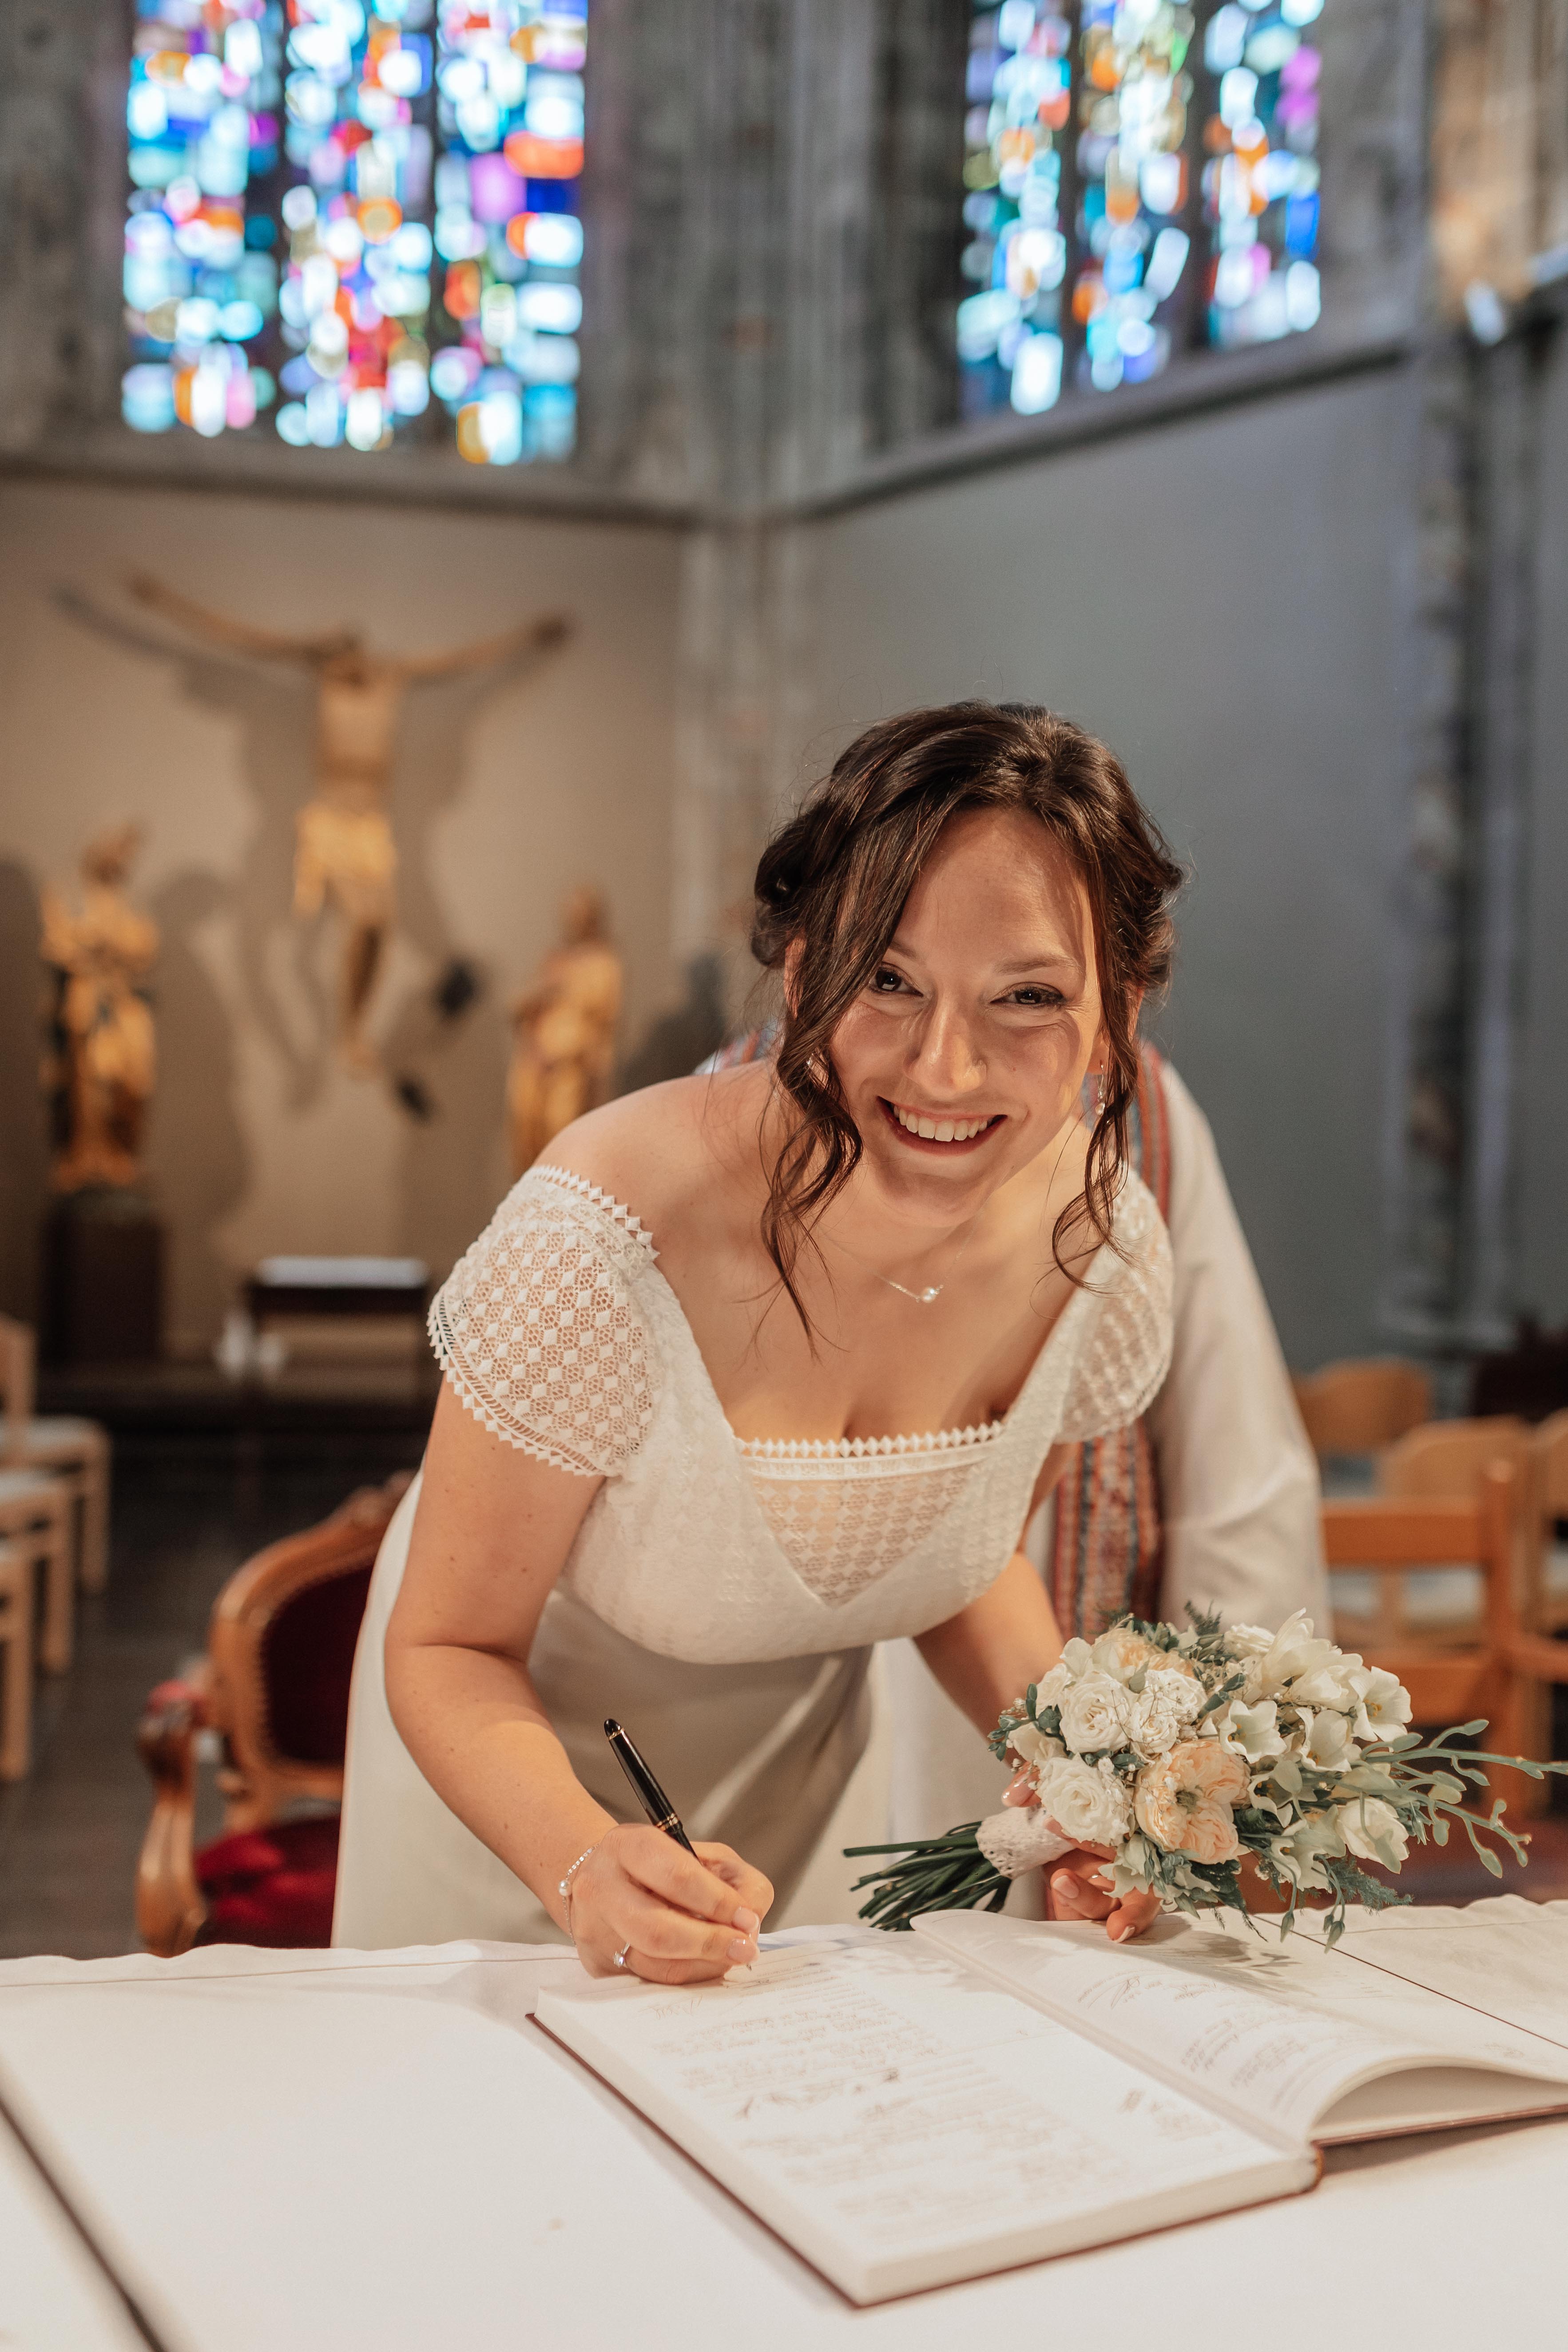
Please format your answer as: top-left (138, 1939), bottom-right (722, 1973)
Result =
top-left (40, 824), bottom-right (160, 1192)
top-left (127, 572), bottom-right (570, 1073)
top-left (507, 887), bottom-right (623, 1175)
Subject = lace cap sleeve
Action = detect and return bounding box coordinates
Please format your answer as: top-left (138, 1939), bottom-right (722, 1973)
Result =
top-left (428, 1168), bottom-right (660, 1477)
top-left (1056, 1176), bottom-right (1175, 1442)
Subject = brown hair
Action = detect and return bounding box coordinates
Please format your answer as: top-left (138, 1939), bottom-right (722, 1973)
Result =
top-left (750, 701), bottom-right (1183, 1328)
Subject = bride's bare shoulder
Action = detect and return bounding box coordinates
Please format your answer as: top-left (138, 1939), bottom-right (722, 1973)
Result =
top-left (536, 1065), bottom-right (768, 1232)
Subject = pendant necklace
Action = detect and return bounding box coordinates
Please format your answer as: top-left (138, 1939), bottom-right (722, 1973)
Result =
top-left (821, 1212), bottom-right (982, 1306)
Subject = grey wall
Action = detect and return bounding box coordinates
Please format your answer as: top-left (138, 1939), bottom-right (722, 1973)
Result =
top-left (1518, 327), bottom-right (1568, 1326)
top-left (798, 371), bottom-right (1408, 1371)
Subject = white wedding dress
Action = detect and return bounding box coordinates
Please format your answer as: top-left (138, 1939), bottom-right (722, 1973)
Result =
top-left (333, 1162), bottom-right (1174, 1948)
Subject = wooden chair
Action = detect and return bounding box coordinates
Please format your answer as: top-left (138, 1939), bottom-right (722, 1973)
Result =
top-left (1322, 1464), bottom-right (1529, 1809)
top-left (1496, 1420), bottom-right (1568, 1785)
top-left (136, 1471), bottom-right (410, 1958)
top-left (0, 1313), bottom-right (112, 1594)
top-left (1370, 1416), bottom-right (1541, 1776)
top-left (1532, 1410), bottom-right (1568, 1634)
top-left (0, 1466), bottom-right (73, 1674)
top-left (1293, 1356), bottom-right (1433, 1458)
top-left (1378, 1415), bottom-right (1534, 1501)
top-left (0, 1538), bottom-right (33, 1781)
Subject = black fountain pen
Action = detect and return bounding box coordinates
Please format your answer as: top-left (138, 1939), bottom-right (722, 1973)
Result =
top-left (603, 1718), bottom-right (698, 1857)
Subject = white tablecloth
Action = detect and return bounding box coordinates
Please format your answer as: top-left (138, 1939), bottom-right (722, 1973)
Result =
top-left (1, 1930), bottom-right (1561, 2352)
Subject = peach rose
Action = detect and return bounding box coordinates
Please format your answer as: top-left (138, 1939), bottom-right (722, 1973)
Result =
top-left (1089, 1626), bottom-right (1164, 1683)
top-left (1090, 1626), bottom-right (1199, 1685)
top-left (1134, 1739), bottom-right (1252, 1864)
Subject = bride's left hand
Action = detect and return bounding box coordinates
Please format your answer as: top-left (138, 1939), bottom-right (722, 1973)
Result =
top-left (1004, 1766), bottom-right (1161, 1943)
top-left (1041, 1833), bottom-right (1161, 1942)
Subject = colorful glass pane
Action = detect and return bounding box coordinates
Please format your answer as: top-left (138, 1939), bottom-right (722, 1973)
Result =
top-left (957, 0), bottom-right (1322, 418)
top-left (122, 0), bottom-right (585, 465)
top-left (1070, 0), bottom-right (1195, 397)
top-left (1199, 0), bottom-right (1322, 347)
top-left (432, 0), bottom-right (585, 467)
top-left (958, 3), bottom-right (1073, 420)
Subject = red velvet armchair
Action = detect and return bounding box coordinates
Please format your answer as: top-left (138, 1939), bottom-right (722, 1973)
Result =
top-left (135, 1474), bottom-right (410, 1956)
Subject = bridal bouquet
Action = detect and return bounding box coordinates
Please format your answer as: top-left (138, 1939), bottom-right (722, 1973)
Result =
top-left (849, 1609), bottom-right (1564, 1947)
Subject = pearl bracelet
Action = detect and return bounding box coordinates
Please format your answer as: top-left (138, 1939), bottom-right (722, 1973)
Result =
top-left (557, 1842), bottom-right (598, 1930)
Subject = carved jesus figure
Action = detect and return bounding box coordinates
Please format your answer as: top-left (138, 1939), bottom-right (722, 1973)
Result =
top-left (128, 572), bottom-right (570, 1072)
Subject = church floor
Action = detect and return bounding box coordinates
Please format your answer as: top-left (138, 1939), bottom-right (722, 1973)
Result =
top-left (2, 1430), bottom-right (1567, 1961)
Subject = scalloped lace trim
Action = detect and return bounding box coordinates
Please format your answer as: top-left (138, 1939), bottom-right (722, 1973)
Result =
top-left (531, 1163), bottom-right (657, 1254)
top-left (425, 1319), bottom-right (607, 1479)
top-left (733, 1420), bottom-right (1004, 1468)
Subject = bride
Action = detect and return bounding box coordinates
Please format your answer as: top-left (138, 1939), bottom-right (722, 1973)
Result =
top-left (334, 702), bottom-right (1184, 1975)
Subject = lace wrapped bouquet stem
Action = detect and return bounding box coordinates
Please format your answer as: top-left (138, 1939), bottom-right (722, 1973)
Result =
top-left (848, 1608), bottom-right (1568, 1945)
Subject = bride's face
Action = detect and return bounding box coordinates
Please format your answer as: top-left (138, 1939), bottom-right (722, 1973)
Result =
top-left (827, 807), bottom-right (1107, 1227)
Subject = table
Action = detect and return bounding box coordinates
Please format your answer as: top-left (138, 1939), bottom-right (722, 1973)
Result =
top-left (1, 1935), bottom-right (1562, 2352)
top-left (244, 1255), bottom-right (430, 1361)
top-left (245, 1257), bottom-right (430, 1328)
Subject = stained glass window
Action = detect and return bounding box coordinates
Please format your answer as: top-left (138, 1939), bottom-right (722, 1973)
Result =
top-left (122, 2), bottom-right (586, 466)
top-left (957, 0), bottom-right (1323, 418)
top-left (1200, 1), bottom-right (1322, 347)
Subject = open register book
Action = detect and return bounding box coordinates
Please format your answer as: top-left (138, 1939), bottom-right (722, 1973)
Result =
top-left (534, 1905), bottom-right (1568, 2306)
top-left (915, 1904), bottom-right (1568, 2144)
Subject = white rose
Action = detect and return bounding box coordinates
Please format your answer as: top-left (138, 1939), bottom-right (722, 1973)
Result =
top-left (1057, 1671), bottom-right (1134, 1756)
top-left (1216, 1696), bottom-right (1285, 1765)
top-left (1030, 1661), bottom-right (1072, 1712)
top-left (1346, 1664), bottom-right (1413, 1743)
top-left (1033, 1756), bottom-right (1132, 1848)
top-left (1336, 1797), bottom-right (1410, 1869)
top-left (1127, 1667), bottom-right (1207, 1757)
top-left (1059, 1637), bottom-right (1094, 1678)
top-left (1007, 1721), bottom-right (1065, 1773)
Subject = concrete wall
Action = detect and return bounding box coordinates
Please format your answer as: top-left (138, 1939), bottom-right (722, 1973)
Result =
top-left (797, 371), bottom-right (1408, 1372)
top-left (1516, 329), bottom-right (1568, 1330)
top-left (0, 480), bottom-right (684, 1350)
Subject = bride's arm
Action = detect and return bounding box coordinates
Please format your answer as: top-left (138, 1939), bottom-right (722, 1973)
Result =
top-left (384, 1384), bottom-right (771, 1980)
top-left (913, 1547), bottom-right (1064, 1732)
top-left (913, 1445), bottom-right (1161, 1943)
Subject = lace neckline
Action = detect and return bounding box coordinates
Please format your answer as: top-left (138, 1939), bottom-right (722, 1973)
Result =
top-left (733, 1423), bottom-right (1004, 1463)
top-left (527, 1158), bottom-right (1107, 1460)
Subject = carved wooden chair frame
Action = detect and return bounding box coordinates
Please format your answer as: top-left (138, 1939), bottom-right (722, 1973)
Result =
top-left (136, 1472), bottom-right (410, 1957)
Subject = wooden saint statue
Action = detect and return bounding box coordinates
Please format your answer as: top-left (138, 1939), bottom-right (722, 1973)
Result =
top-left (507, 886), bottom-right (623, 1175)
top-left (40, 823), bottom-right (160, 1191)
top-left (127, 572), bottom-right (570, 1073)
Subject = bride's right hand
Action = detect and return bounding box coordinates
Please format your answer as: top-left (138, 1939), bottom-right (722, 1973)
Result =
top-left (568, 1827), bottom-right (772, 1983)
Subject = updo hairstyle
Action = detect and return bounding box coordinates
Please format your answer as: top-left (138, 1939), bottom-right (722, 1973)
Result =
top-left (750, 701), bottom-right (1183, 1326)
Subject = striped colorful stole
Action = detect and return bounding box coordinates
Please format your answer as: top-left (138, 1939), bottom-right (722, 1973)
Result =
top-left (1045, 1042), bottom-right (1172, 1636)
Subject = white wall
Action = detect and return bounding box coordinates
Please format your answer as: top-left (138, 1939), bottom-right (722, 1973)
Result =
top-left (0, 479), bottom-right (684, 1350)
top-left (797, 373), bottom-right (1408, 1371)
